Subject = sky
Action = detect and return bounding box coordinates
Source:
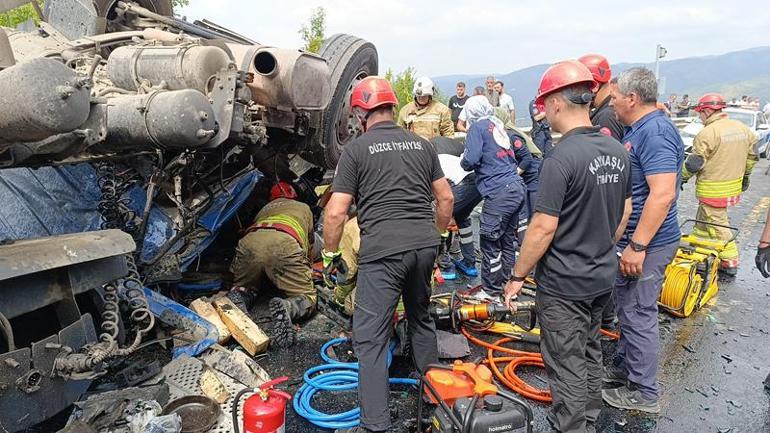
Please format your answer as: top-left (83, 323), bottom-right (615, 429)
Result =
top-left (178, 0), bottom-right (768, 78)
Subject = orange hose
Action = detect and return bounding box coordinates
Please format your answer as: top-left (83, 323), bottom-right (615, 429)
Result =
top-left (461, 325), bottom-right (620, 403)
top-left (600, 328), bottom-right (620, 340)
top-left (460, 327), bottom-right (552, 403)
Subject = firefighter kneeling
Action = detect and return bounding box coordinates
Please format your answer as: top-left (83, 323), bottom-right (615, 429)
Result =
top-left (230, 182), bottom-right (317, 348)
top-left (681, 93), bottom-right (759, 276)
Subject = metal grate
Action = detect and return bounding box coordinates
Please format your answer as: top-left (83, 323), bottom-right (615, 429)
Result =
top-left (160, 356), bottom-right (253, 432)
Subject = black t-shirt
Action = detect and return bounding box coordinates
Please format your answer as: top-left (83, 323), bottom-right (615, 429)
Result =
top-left (534, 126), bottom-right (631, 300)
top-left (448, 95), bottom-right (469, 124)
top-left (590, 96), bottom-right (625, 141)
top-left (332, 121), bottom-right (444, 263)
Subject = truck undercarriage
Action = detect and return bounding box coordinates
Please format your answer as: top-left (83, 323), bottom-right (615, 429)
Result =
top-left (0, 1), bottom-right (376, 430)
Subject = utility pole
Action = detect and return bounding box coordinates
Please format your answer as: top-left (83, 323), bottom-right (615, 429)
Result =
top-left (654, 44), bottom-right (667, 80)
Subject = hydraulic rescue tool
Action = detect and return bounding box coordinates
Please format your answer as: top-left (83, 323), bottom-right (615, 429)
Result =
top-left (659, 219), bottom-right (739, 317)
top-left (430, 291), bottom-right (537, 334)
top-left (314, 285), bottom-right (538, 334)
top-left (418, 360), bottom-right (534, 433)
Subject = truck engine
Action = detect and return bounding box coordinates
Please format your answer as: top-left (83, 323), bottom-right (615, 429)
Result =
top-left (0, 1), bottom-right (378, 430)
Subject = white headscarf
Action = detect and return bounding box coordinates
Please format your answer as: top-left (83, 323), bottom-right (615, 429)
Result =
top-left (463, 95), bottom-right (511, 149)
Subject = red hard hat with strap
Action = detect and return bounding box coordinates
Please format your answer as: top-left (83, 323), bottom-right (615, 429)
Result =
top-left (578, 54), bottom-right (612, 84)
top-left (270, 181), bottom-right (297, 201)
top-left (535, 60), bottom-right (595, 107)
top-left (694, 93), bottom-right (726, 112)
top-left (350, 76), bottom-right (399, 111)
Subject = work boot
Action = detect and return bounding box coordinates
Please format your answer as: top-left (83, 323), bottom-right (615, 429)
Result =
top-left (454, 258), bottom-right (479, 277)
top-left (269, 298), bottom-right (296, 349)
top-left (437, 252), bottom-right (457, 280)
top-left (602, 385), bottom-right (660, 414)
top-left (602, 364), bottom-right (628, 384)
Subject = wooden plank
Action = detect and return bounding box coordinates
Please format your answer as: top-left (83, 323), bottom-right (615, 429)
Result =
top-left (190, 298), bottom-right (231, 343)
top-left (199, 366), bottom-right (230, 404)
top-left (213, 297), bottom-right (269, 355)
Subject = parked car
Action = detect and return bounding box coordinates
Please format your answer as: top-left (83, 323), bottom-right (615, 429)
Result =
top-left (679, 108), bottom-right (769, 157)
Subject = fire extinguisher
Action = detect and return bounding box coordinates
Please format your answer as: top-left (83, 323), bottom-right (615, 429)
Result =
top-left (232, 376), bottom-right (292, 433)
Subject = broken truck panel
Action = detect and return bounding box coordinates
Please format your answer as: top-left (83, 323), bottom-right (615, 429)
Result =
top-left (142, 288), bottom-right (219, 358)
top-left (0, 230), bottom-right (133, 432)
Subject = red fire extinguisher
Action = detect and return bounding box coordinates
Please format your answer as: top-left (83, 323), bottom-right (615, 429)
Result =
top-left (233, 376), bottom-right (292, 433)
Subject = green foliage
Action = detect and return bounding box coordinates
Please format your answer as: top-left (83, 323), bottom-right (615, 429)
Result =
top-left (299, 7), bottom-right (326, 54)
top-left (0, 1), bottom-right (188, 28)
top-left (0, 1), bottom-right (42, 28)
top-left (433, 86), bottom-right (449, 106)
top-left (385, 67), bottom-right (416, 112)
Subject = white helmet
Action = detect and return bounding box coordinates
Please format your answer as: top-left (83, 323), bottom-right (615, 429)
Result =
top-left (413, 76), bottom-right (434, 97)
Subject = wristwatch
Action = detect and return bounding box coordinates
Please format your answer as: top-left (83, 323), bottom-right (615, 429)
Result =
top-left (509, 275), bottom-right (526, 283)
top-left (629, 239), bottom-right (648, 252)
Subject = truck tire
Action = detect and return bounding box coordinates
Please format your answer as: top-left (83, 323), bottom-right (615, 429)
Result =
top-left (318, 34), bottom-right (378, 169)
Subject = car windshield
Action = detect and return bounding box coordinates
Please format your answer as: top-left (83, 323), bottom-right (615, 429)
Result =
top-left (726, 111), bottom-right (754, 128)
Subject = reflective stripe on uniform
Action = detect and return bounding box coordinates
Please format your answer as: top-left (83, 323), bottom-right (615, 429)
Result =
top-left (255, 214), bottom-right (308, 252)
top-left (490, 252), bottom-right (501, 265)
top-left (459, 226), bottom-right (474, 244)
top-left (695, 177), bottom-right (742, 199)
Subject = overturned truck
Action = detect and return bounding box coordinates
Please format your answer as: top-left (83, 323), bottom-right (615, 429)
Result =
top-left (0, 0), bottom-right (377, 430)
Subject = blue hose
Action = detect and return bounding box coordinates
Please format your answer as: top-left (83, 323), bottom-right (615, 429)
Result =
top-left (292, 337), bottom-right (419, 430)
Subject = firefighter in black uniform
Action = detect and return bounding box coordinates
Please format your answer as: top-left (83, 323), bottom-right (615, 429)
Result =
top-left (322, 76), bottom-right (454, 433)
top-left (579, 53), bottom-right (624, 141)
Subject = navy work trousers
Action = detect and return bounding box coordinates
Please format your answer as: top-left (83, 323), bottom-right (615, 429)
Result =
top-left (613, 241), bottom-right (679, 399)
top-left (479, 180), bottom-right (526, 294)
top-left (452, 174), bottom-right (482, 265)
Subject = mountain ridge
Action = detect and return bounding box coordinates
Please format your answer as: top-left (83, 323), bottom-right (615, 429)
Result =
top-left (433, 46), bottom-right (770, 119)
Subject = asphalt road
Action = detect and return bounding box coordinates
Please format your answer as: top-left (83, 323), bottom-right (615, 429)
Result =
top-left (265, 157), bottom-right (770, 433)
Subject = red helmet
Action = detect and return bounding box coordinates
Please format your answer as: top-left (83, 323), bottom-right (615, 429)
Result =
top-left (350, 76), bottom-right (398, 111)
top-left (578, 54), bottom-right (612, 84)
top-left (694, 93), bottom-right (726, 112)
top-left (535, 60), bottom-right (595, 106)
top-left (270, 182), bottom-right (297, 201)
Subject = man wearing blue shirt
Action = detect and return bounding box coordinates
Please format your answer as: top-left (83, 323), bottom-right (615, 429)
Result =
top-left (461, 95), bottom-right (526, 298)
top-left (602, 68), bottom-right (684, 413)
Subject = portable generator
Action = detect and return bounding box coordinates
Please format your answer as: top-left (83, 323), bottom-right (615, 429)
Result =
top-left (417, 361), bottom-right (534, 433)
top-left (659, 219), bottom-right (738, 317)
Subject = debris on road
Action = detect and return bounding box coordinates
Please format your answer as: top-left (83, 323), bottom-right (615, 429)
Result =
top-left (190, 298), bottom-right (232, 343)
top-left (199, 366), bottom-right (230, 404)
top-left (213, 297), bottom-right (270, 356)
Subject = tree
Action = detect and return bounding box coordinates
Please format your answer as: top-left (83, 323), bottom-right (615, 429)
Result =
top-left (0, 1), bottom-right (42, 28)
top-left (299, 7), bottom-right (326, 54)
top-left (172, 0), bottom-right (190, 6)
top-left (385, 67), bottom-right (416, 112)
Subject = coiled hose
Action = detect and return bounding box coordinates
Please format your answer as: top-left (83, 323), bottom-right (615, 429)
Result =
top-left (293, 338), bottom-right (419, 430)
